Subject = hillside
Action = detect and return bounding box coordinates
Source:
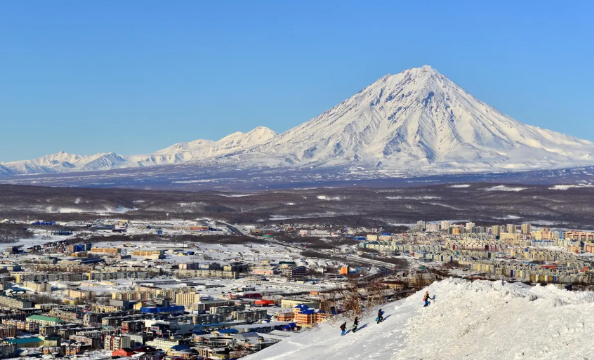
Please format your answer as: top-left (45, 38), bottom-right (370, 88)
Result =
top-left (247, 279), bottom-right (594, 360)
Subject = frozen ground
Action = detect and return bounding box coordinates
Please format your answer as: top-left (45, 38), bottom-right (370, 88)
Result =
top-left (0, 233), bottom-right (70, 252)
top-left (85, 240), bottom-right (340, 297)
top-left (246, 278), bottom-right (594, 360)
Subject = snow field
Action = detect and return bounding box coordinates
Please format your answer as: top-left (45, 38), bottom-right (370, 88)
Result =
top-left (246, 278), bottom-right (594, 360)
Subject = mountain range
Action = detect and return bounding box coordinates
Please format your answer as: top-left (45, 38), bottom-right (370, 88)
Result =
top-left (3, 65), bottom-right (594, 177)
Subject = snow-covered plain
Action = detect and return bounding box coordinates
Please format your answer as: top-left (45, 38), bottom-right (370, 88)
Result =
top-left (246, 278), bottom-right (594, 360)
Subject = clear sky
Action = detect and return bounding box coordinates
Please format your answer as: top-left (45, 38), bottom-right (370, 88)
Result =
top-left (1, 0), bottom-right (593, 162)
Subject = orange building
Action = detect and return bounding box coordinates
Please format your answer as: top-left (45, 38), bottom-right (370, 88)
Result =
top-left (292, 305), bottom-right (327, 326)
top-left (294, 311), bottom-right (327, 325)
top-left (277, 313), bottom-right (295, 322)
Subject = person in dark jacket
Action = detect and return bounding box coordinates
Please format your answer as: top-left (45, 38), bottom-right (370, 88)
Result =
top-left (352, 316), bottom-right (360, 332)
top-left (340, 322), bottom-right (347, 335)
top-left (377, 309), bottom-right (384, 324)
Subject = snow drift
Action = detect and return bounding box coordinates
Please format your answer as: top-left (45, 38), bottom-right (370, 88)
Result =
top-left (247, 278), bottom-right (594, 360)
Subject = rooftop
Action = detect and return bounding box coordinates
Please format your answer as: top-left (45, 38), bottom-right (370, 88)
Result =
top-left (26, 315), bottom-right (65, 323)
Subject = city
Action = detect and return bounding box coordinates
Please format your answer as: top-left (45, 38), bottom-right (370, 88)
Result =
top-left (1, 1), bottom-right (593, 359)
top-left (0, 214), bottom-right (591, 359)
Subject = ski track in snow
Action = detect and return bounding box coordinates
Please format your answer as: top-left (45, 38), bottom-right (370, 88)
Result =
top-left (246, 279), bottom-right (594, 360)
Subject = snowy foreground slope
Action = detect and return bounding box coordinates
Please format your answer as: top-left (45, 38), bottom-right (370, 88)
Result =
top-left (248, 279), bottom-right (594, 360)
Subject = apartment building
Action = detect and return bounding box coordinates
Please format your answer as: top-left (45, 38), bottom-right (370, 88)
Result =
top-left (146, 338), bottom-right (180, 351)
top-left (0, 324), bottom-right (16, 338)
top-left (0, 343), bottom-right (16, 359)
top-left (132, 250), bottom-right (165, 259)
top-left (22, 281), bottom-right (51, 293)
top-left (175, 292), bottom-right (198, 308)
top-left (67, 289), bottom-right (92, 300)
top-left (13, 272), bottom-right (84, 284)
top-left (84, 271), bottom-right (148, 281)
top-left (26, 315), bottom-right (65, 326)
top-left (0, 296), bottom-right (33, 310)
top-left (90, 247), bottom-right (121, 255)
top-left (3, 320), bottom-right (38, 333)
top-left (104, 335), bottom-right (131, 351)
top-left (521, 223), bottom-right (532, 235)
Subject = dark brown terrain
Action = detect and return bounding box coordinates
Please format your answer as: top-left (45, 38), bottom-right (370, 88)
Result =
top-left (1, 183), bottom-right (594, 229)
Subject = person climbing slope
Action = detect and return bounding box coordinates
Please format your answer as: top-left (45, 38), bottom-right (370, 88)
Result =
top-left (340, 322), bottom-right (347, 336)
top-left (423, 291), bottom-right (431, 307)
top-left (352, 316), bottom-right (359, 333)
top-left (376, 308), bottom-right (384, 324)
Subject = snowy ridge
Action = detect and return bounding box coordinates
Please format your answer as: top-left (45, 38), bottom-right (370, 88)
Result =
top-left (1, 127), bottom-right (277, 174)
top-left (4, 66), bottom-right (594, 176)
top-left (247, 278), bottom-right (594, 360)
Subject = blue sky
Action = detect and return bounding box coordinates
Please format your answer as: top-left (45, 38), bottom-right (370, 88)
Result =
top-left (1, 0), bottom-right (593, 162)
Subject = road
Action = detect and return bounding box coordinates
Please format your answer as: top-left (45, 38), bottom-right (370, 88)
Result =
top-left (221, 221), bottom-right (397, 282)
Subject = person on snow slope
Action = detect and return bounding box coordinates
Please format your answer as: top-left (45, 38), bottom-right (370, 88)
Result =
top-left (377, 308), bottom-right (384, 324)
top-left (352, 316), bottom-right (359, 333)
top-left (340, 322), bottom-right (347, 336)
top-left (423, 291), bottom-right (431, 307)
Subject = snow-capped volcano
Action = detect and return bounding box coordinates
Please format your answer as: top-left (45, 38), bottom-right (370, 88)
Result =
top-left (240, 65), bottom-right (594, 171)
top-left (3, 66), bottom-right (594, 176)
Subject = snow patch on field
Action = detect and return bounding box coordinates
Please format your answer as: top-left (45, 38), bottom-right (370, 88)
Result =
top-left (246, 278), bottom-right (594, 360)
top-left (317, 195), bottom-right (342, 200)
top-left (494, 215), bottom-right (522, 220)
top-left (549, 184), bottom-right (594, 190)
top-left (386, 196), bottom-right (441, 200)
top-left (424, 202), bottom-right (461, 210)
top-left (485, 185), bottom-right (526, 192)
top-left (46, 206), bottom-right (136, 214)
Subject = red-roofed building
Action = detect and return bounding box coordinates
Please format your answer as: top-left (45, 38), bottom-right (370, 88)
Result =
top-left (112, 348), bottom-right (135, 357)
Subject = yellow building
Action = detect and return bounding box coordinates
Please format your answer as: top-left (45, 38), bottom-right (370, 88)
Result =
top-left (132, 250), bottom-right (165, 259)
top-left (67, 289), bottom-right (92, 300)
top-left (23, 281), bottom-right (51, 293)
top-left (90, 247), bottom-right (121, 255)
top-left (175, 292), bottom-right (198, 308)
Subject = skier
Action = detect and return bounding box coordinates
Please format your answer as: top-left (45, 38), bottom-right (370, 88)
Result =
top-left (423, 291), bottom-right (431, 307)
top-left (340, 322), bottom-right (347, 336)
top-left (352, 316), bottom-right (359, 333)
top-left (376, 308), bottom-right (384, 324)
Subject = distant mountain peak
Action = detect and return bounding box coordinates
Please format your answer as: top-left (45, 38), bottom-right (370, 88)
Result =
top-left (2, 66), bottom-right (594, 177)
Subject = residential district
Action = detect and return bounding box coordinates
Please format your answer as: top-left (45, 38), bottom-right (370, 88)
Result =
top-left (0, 217), bottom-right (592, 359)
